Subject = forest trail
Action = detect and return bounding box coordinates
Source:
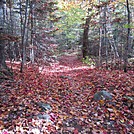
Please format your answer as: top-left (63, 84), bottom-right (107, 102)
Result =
top-left (0, 54), bottom-right (133, 133)
top-left (40, 53), bottom-right (90, 76)
top-left (58, 54), bottom-right (82, 67)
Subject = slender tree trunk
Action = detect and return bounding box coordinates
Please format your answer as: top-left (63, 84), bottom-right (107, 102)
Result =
top-left (104, 28), bottom-right (108, 69)
top-left (20, 0), bottom-right (29, 72)
top-left (9, 0), bottom-right (13, 33)
top-left (2, 0), bottom-right (6, 25)
top-left (99, 28), bottom-right (102, 66)
top-left (103, 6), bottom-right (108, 69)
top-left (108, 26), bottom-right (119, 62)
top-left (30, 1), bottom-right (34, 63)
top-left (124, 0), bottom-right (130, 72)
top-left (98, 1), bottom-right (102, 67)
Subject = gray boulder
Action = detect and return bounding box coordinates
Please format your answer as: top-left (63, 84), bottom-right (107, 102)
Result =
top-left (93, 90), bottom-right (112, 101)
top-left (37, 113), bottom-right (53, 124)
top-left (37, 102), bottom-right (52, 112)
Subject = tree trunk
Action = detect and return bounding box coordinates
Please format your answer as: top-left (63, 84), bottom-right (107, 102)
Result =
top-left (14, 42), bottom-right (20, 61)
top-left (20, 0), bottom-right (29, 72)
top-left (124, 0), bottom-right (130, 72)
top-left (0, 0), bottom-right (7, 70)
top-left (98, 1), bottom-right (102, 67)
top-left (0, 43), bottom-right (6, 69)
top-left (82, 16), bottom-right (90, 59)
top-left (30, 1), bottom-right (34, 63)
top-left (99, 28), bottom-right (102, 66)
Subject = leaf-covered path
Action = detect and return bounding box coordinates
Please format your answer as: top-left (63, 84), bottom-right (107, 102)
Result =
top-left (0, 54), bottom-right (134, 134)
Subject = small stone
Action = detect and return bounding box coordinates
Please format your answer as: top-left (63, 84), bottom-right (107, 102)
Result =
top-left (60, 75), bottom-right (72, 79)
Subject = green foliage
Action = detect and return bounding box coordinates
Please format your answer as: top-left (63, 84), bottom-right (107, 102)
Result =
top-left (55, 3), bottom-right (85, 48)
top-left (123, 23), bottom-right (134, 29)
top-left (82, 56), bottom-right (95, 66)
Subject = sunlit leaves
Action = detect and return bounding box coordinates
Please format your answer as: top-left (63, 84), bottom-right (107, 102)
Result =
top-left (55, 1), bottom-right (85, 47)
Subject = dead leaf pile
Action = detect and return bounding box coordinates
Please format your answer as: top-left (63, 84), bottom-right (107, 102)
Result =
top-left (0, 55), bottom-right (134, 134)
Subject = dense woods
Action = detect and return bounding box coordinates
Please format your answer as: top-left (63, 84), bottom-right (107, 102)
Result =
top-left (0, 0), bottom-right (134, 133)
top-left (0, 0), bottom-right (133, 72)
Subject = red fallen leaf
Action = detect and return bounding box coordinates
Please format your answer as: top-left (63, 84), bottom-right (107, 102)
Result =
top-left (128, 120), bottom-right (133, 125)
top-left (103, 131), bottom-right (108, 134)
top-left (50, 113), bottom-right (57, 121)
top-left (73, 128), bottom-right (79, 134)
top-left (2, 130), bottom-right (9, 134)
top-left (82, 105), bottom-right (87, 109)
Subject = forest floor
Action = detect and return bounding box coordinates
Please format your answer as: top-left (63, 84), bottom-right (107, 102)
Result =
top-left (0, 53), bottom-right (134, 134)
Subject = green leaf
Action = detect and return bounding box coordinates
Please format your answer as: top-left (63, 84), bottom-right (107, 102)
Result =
top-left (123, 24), bottom-right (134, 29)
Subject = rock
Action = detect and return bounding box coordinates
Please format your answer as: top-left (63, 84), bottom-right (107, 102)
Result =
top-left (93, 90), bottom-right (112, 101)
top-left (122, 96), bottom-right (133, 109)
top-left (37, 113), bottom-right (53, 124)
top-left (37, 102), bottom-right (52, 112)
top-left (60, 75), bottom-right (72, 79)
top-left (37, 113), bottom-right (50, 119)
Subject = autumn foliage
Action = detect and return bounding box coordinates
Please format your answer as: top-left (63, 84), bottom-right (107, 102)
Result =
top-left (0, 55), bottom-right (134, 133)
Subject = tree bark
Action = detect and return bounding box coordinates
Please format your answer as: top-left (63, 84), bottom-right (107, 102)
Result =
top-left (30, 1), bottom-right (34, 63)
top-left (124, 0), bottom-right (130, 72)
top-left (82, 16), bottom-right (90, 59)
top-left (99, 28), bottom-right (102, 66)
top-left (0, 0), bottom-right (7, 70)
top-left (0, 43), bottom-right (6, 69)
top-left (20, 0), bottom-right (29, 72)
